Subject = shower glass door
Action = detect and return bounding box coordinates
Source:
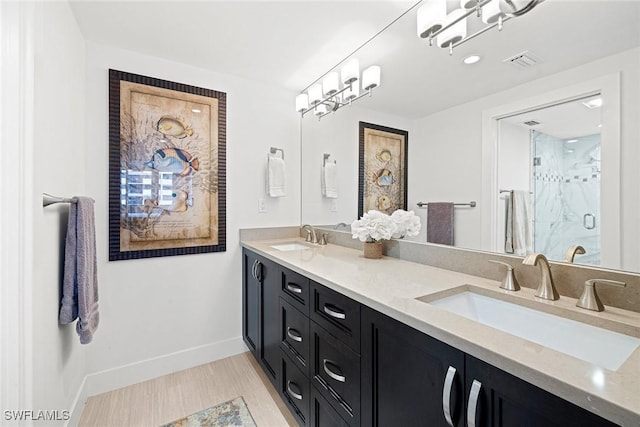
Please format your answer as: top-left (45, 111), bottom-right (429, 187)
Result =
top-left (531, 130), bottom-right (601, 265)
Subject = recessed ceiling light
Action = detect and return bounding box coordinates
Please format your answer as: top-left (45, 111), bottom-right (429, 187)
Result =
top-left (582, 97), bottom-right (602, 109)
top-left (463, 55), bottom-right (481, 65)
top-left (597, 124), bottom-right (602, 128)
top-left (192, 108), bottom-right (202, 113)
top-left (567, 139), bottom-right (578, 143)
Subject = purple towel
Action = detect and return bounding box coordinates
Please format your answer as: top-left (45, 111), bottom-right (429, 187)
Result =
top-left (59, 197), bottom-right (99, 344)
top-left (427, 202), bottom-right (454, 245)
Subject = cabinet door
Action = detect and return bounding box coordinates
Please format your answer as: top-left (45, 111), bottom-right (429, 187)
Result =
top-left (361, 306), bottom-right (465, 427)
top-left (260, 256), bottom-right (281, 387)
top-left (465, 355), bottom-right (617, 427)
top-left (242, 249), bottom-right (261, 358)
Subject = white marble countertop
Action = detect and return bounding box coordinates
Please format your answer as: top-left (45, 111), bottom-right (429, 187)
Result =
top-left (241, 237), bottom-right (640, 426)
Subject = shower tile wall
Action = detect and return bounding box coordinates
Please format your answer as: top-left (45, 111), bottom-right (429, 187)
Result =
top-left (532, 131), bottom-right (601, 265)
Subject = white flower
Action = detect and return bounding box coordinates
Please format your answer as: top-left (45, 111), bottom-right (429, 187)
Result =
top-left (391, 209), bottom-right (421, 238)
top-left (351, 210), bottom-right (398, 242)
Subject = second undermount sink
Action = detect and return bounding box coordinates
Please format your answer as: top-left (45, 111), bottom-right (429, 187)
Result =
top-left (418, 286), bottom-right (640, 371)
top-left (269, 242), bottom-right (313, 251)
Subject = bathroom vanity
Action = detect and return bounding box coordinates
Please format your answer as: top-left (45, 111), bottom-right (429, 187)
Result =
top-left (241, 236), bottom-right (640, 426)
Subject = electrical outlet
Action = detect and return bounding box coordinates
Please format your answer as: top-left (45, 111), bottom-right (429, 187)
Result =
top-left (258, 198), bottom-right (267, 213)
top-left (331, 199), bottom-right (338, 212)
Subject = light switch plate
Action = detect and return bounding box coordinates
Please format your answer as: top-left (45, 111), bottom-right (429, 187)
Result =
top-left (331, 199), bottom-right (338, 212)
top-left (258, 198), bottom-right (267, 213)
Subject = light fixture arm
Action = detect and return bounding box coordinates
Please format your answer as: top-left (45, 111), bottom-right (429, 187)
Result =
top-left (308, 87), bottom-right (375, 120)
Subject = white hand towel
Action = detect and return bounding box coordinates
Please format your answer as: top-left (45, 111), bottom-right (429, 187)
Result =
top-left (323, 163), bottom-right (338, 199)
top-left (267, 154), bottom-right (286, 197)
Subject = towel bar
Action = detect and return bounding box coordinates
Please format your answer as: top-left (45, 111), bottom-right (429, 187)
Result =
top-left (43, 193), bottom-right (76, 207)
top-left (416, 201), bottom-right (476, 208)
top-left (270, 146), bottom-right (284, 159)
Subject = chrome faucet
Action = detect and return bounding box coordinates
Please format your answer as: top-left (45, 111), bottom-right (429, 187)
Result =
top-left (576, 279), bottom-right (626, 312)
top-left (301, 224), bottom-right (317, 244)
top-left (522, 253), bottom-right (559, 301)
top-left (563, 245), bottom-right (586, 263)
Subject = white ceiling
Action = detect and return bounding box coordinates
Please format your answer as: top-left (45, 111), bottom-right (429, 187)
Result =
top-left (69, 1), bottom-right (640, 118)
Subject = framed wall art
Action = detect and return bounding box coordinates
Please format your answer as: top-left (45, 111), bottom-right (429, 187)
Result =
top-left (358, 121), bottom-right (408, 217)
top-left (108, 69), bottom-right (226, 261)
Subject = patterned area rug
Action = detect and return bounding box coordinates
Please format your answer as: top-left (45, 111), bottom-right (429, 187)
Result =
top-left (160, 396), bottom-right (257, 427)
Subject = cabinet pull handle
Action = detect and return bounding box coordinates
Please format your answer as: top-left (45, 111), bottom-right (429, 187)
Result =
top-left (287, 327), bottom-right (303, 342)
top-left (287, 381), bottom-right (303, 401)
top-left (255, 261), bottom-right (263, 282)
top-left (467, 379), bottom-right (482, 427)
top-left (323, 304), bottom-right (346, 320)
top-left (442, 366), bottom-right (457, 427)
top-left (323, 359), bottom-right (346, 383)
top-left (251, 260), bottom-right (258, 280)
top-left (286, 283), bottom-right (303, 294)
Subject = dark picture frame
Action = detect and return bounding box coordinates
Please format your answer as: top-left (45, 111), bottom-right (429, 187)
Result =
top-left (108, 69), bottom-right (226, 261)
top-left (358, 121), bottom-right (408, 218)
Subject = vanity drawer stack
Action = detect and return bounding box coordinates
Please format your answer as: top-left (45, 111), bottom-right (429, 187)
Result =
top-left (278, 267), bottom-right (361, 426)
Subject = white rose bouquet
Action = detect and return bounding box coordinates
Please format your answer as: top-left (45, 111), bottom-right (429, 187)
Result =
top-left (391, 209), bottom-right (421, 238)
top-left (351, 209), bottom-right (421, 242)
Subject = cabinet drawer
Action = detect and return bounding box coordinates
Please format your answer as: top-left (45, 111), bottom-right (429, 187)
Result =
top-left (282, 268), bottom-right (311, 315)
top-left (311, 322), bottom-right (360, 426)
top-left (281, 351), bottom-right (310, 426)
top-left (310, 385), bottom-right (351, 427)
top-left (310, 282), bottom-right (360, 353)
top-left (280, 297), bottom-right (310, 377)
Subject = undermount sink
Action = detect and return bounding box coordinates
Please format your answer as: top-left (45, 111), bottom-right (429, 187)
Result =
top-left (418, 287), bottom-right (640, 371)
top-left (269, 242), bottom-right (313, 251)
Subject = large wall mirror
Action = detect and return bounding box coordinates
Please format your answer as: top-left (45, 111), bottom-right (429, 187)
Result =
top-left (300, 0), bottom-right (640, 273)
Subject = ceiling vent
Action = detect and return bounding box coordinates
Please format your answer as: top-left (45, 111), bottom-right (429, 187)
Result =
top-left (503, 50), bottom-right (540, 69)
top-left (524, 120), bottom-right (540, 126)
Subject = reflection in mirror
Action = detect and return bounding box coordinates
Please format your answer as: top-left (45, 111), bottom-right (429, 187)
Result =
top-left (300, 1), bottom-right (640, 273)
top-left (496, 95), bottom-right (602, 266)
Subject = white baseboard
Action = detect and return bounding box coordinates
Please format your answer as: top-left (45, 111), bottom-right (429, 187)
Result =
top-left (66, 336), bottom-right (248, 427)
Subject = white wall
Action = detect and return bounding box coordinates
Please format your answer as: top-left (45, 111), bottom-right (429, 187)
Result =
top-left (83, 42), bottom-right (300, 388)
top-left (301, 105), bottom-right (412, 225)
top-left (32, 1), bottom-right (87, 423)
top-left (411, 48), bottom-right (640, 271)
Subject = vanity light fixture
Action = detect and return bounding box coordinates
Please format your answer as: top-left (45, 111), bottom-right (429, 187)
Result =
top-left (417, 0), bottom-right (542, 54)
top-left (296, 59), bottom-right (381, 120)
top-left (463, 54), bottom-right (481, 64)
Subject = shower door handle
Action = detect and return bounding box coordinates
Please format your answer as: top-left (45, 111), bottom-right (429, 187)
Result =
top-left (583, 213), bottom-right (596, 230)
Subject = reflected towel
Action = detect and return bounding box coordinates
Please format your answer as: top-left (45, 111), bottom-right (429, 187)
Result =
top-left (427, 202), bottom-right (454, 245)
top-left (59, 197), bottom-right (99, 344)
top-left (267, 153), bottom-right (286, 197)
top-left (505, 190), bottom-right (533, 256)
top-left (322, 163), bottom-right (338, 199)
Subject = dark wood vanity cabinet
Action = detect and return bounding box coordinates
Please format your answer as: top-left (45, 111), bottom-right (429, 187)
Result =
top-left (465, 356), bottom-right (617, 427)
top-left (361, 306), bottom-right (465, 427)
top-left (241, 249), bottom-right (281, 388)
top-left (242, 249), bottom-right (620, 427)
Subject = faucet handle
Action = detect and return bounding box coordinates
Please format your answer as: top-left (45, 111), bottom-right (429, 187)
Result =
top-left (319, 233), bottom-right (328, 245)
top-left (577, 279), bottom-right (626, 312)
top-left (303, 229), bottom-right (313, 242)
top-left (488, 260), bottom-right (521, 291)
